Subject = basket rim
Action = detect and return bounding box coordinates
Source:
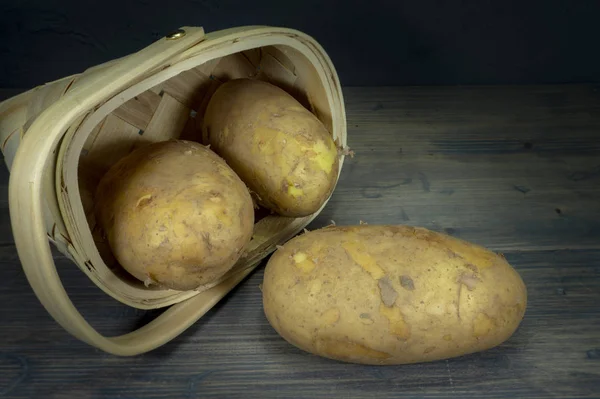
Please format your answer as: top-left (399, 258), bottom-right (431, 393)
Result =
top-left (6, 25), bottom-right (348, 355)
top-left (58, 26), bottom-right (347, 309)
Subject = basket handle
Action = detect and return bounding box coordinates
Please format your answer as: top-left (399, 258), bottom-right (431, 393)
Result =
top-left (7, 26), bottom-right (245, 355)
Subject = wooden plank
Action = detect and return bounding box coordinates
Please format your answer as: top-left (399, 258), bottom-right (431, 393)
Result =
top-left (136, 92), bottom-right (189, 145)
top-left (342, 85), bottom-right (600, 155)
top-left (112, 90), bottom-right (161, 131)
top-left (0, 246), bottom-right (597, 398)
top-left (258, 51), bottom-right (301, 102)
top-left (193, 79), bottom-right (221, 144)
top-left (307, 85), bottom-right (600, 252)
top-left (0, 86), bottom-right (599, 398)
top-left (259, 48), bottom-right (298, 88)
top-left (192, 57), bottom-right (221, 78)
top-left (312, 152), bottom-right (600, 251)
top-left (78, 113), bottom-right (141, 230)
top-left (79, 113), bottom-right (141, 183)
top-left (241, 48), bottom-right (262, 69)
top-left (158, 66), bottom-right (212, 109)
top-left (211, 52), bottom-right (259, 81)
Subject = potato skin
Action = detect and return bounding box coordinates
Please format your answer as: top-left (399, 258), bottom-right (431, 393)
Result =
top-left (95, 140), bottom-right (254, 291)
top-left (203, 79), bottom-right (339, 217)
top-left (262, 225), bottom-right (527, 365)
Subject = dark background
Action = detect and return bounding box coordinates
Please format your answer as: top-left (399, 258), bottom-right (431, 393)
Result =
top-left (2, 0), bottom-right (600, 89)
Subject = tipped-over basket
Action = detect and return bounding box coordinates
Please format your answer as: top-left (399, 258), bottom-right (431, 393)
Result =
top-left (0, 25), bottom-right (347, 355)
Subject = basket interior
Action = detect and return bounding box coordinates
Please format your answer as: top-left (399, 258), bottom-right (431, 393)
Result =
top-left (75, 44), bottom-right (335, 293)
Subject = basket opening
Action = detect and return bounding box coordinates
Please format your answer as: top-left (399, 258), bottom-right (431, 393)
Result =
top-left (76, 44), bottom-right (334, 293)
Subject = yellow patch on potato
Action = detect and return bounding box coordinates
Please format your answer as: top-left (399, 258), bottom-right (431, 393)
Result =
top-left (342, 240), bottom-right (385, 280)
top-left (262, 225), bottom-right (527, 365)
top-left (473, 313), bottom-right (495, 338)
top-left (379, 303), bottom-right (412, 340)
top-left (320, 308), bottom-right (341, 326)
top-left (293, 252), bottom-right (308, 263)
top-left (293, 251), bottom-right (316, 273)
top-left (287, 184), bottom-right (304, 198)
top-left (300, 139), bottom-right (337, 174)
top-left (315, 338), bottom-right (392, 361)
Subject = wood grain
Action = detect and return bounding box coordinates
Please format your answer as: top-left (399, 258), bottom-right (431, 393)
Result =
top-left (1, 85), bottom-right (599, 398)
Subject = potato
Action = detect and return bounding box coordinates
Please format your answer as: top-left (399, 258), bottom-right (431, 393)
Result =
top-left (262, 225), bottom-right (527, 365)
top-left (95, 140), bottom-right (254, 291)
top-left (203, 78), bottom-right (339, 217)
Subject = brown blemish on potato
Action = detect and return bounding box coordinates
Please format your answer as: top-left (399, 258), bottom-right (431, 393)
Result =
top-left (459, 272), bottom-right (481, 291)
top-left (378, 276), bottom-right (398, 307)
top-left (443, 334), bottom-right (453, 341)
top-left (342, 240), bottom-right (385, 279)
top-left (455, 271), bottom-right (482, 320)
top-left (456, 283), bottom-right (464, 321)
top-left (379, 303), bottom-right (411, 340)
top-left (473, 312), bottom-right (495, 338)
top-left (319, 308), bottom-right (340, 326)
top-left (465, 263), bottom-right (479, 273)
top-left (424, 346), bottom-right (436, 354)
top-left (359, 313), bottom-right (374, 325)
top-left (202, 232), bottom-right (213, 252)
top-left (400, 275), bottom-right (415, 291)
top-left (446, 249), bottom-right (459, 258)
top-left (315, 338), bottom-right (392, 361)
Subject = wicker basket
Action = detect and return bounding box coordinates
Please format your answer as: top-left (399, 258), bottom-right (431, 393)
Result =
top-left (0, 26), bottom-right (347, 355)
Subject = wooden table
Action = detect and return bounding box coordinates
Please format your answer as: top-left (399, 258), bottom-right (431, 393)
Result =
top-left (1, 85), bottom-right (599, 398)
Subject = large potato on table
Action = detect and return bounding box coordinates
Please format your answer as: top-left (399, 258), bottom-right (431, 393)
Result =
top-left (262, 225), bottom-right (527, 365)
top-left (95, 140), bottom-right (254, 291)
top-left (203, 79), bottom-right (339, 217)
